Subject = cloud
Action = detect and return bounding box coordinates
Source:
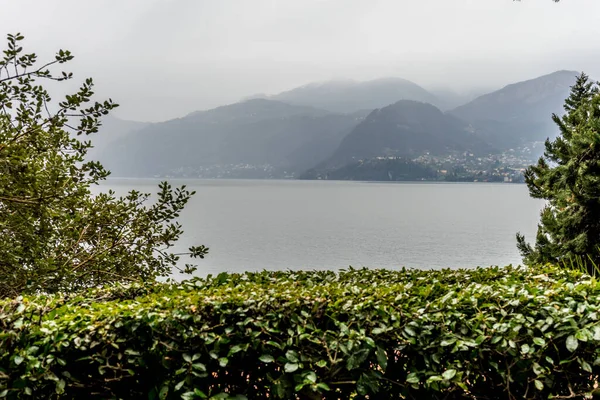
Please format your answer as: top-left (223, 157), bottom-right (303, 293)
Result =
top-left (1, 0), bottom-right (599, 121)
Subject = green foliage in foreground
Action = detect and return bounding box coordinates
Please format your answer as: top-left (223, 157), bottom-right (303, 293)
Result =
top-left (0, 33), bottom-right (206, 297)
top-left (518, 72), bottom-right (600, 271)
top-left (2, 266), bottom-right (600, 399)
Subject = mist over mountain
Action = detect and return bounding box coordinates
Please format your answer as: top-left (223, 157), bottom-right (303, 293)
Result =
top-left (86, 115), bottom-right (150, 164)
top-left (251, 77), bottom-right (439, 114)
top-left (100, 99), bottom-right (366, 178)
top-left (96, 70), bottom-right (583, 180)
top-left (428, 88), bottom-right (487, 111)
top-left (317, 100), bottom-right (491, 168)
top-left (449, 70), bottom-right (579, 149)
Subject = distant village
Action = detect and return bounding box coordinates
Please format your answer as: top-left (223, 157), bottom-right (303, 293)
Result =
top-left (410, 145), bottom-right (540, 183)
top-left (159, 145), bottom-right (540, 182)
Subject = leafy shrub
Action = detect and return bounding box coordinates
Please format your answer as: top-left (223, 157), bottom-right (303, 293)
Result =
top-left (1, 266), bottom-right (600, 399)
top-left (0, 33), bottom-right (207, 297)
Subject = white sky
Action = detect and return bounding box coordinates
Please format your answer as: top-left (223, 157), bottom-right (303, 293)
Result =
top-left (1, 0), bottom-right (599, 121)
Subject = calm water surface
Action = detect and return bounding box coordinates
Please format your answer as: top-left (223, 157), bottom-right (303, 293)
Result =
top-left (99, 179), bottom-right (544, 276)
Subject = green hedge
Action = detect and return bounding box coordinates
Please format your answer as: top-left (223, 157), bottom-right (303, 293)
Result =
top-left (1, 266), bottom-right (600, 399)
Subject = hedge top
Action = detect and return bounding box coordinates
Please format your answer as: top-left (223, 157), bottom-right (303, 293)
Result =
top-left (1, 265), bottom-right (600, 399)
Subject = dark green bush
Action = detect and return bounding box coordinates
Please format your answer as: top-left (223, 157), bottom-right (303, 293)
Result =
top-left (1, 266), bottom-right (600, 399)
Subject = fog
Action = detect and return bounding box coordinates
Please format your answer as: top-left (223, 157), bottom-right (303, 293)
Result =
top-left (1, 0), bottom-right (599, 121)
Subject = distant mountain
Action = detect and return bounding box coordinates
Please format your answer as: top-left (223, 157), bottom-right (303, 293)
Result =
top-left (100, 99), bottom-right (367, 178)
top-left (97, 71), bottom-right (582, 180)
top-left (183, 98), bottom-right (328, 121)
top-left (429, 88), bottom-right (487, 111)
top-left (313, 100), bottom-right (491, 171)
top-left (257, 77), bottom-right (439, 113)
top-left (449, 70), bottom-right (580, 149)
top-left (86, 115), bottom-right (150, 165)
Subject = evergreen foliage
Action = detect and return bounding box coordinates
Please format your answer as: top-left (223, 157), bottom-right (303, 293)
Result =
top-left (0, 33), bottom-right (207, 297)
top-left (1, 266), bottom-right (600, 399)
top-left (517, 72), bottom-right (600, 270)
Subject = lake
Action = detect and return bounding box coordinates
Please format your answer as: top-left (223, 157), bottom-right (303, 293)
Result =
top-left (99, 179), bottom-right (544, 277)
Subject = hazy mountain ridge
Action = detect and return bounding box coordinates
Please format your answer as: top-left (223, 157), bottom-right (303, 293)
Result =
top-left (184, 98), bottom-right (330, 121)
top-left (428, 88), bottom-right (487, 111)
top-left (319, 100), bottom-right (492, 169)
top-left (97, 70), bottom-right (582, 179)
top-left (448, 70), bottom-right (580, 148)
top-left (87, 115), bottom-right (151, 164)
top-left (252, 77), bottom-right (440, 113)
top-left (100, 99), bottom-right (367, 178)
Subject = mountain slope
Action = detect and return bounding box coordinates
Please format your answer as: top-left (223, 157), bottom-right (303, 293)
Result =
top-left (316, 100), bottom-right (491, 169)
top-left (86, 115), bottom-right (150, 164)
top-left (260, 77), bottom-right (439, 113)
top-left (429, 88), bottom-right (486, 111)
top-left (100, 99), bottom-right (366, 178)
top-left (449, 70), bottom-right (579, 148)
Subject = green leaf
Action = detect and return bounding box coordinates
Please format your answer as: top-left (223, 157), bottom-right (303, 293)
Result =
top-left (183, 353), bottom-right (192, 363)
top-left (285, 350), bottom-right (299, 363)
top-left (192, 363), bottom-right (206, 371)
top-left (210, 394), bottom-right (231, 400)
top-left (372, 327), bottom-right (386, 335)
top-left (274, 381), bottom-right (287, 398)
top-left (533, 337), bottom-right (546, 346)
top-left (575, 329), bottom-right (589, 342)
top-left (442, 369), bottom-right (457, 380)
top-left (566, 335), bottom-right (578, 352)
top-left (532, 362), bottom-right (544, 376)
top-left (55, 379), bottom-right (66, 394)
top-left (406, 373), bottom-right (420, 384)
top-left (294, 383), bottom-right (307, 392)
top-left (427, 375), bottom-right (443, 382)
top-left (346, 349), bottom-right (370, 370)
top-left (159, 385), bottom-right (169, 400)
top-left (376, 347), bottom-right (387, 371)
top-left (304, 371), bottom-right (317, 383)
top-left (218, 357), bottom-right (229, 367)
top-left (581, 360), bottom-right (592, 373)
top-left (284, 363), bottom-right (299, 373)
top-left (13, 355), bottom-right (24, 366)
top-left (228, 345), bottom-right (243, 356)
top-left (404, 326), bottom-right (416, 337)
top-left (534, 380), bottom-right (544, 391)
top-left (259, 354), bottom-right (274, 363)
top-left (315, 360), bottom-right (327, 368)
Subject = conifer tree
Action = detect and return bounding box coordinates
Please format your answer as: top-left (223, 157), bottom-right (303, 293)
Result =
top-left (517, 72), bottom-right (600, 270)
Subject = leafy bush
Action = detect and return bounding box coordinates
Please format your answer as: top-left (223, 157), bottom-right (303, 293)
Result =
top-left (1, 266), bottom-right (600, 399)
top-left (0, 33), bottom-right (207, 297)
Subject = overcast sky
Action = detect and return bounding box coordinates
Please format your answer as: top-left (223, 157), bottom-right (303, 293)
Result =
top-left (1, 0), bottom-right (599, 121)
